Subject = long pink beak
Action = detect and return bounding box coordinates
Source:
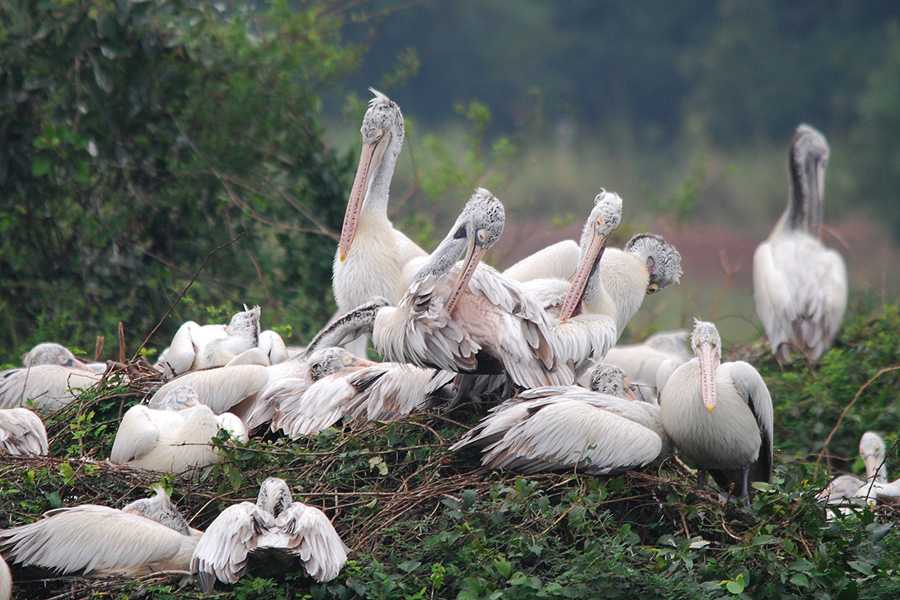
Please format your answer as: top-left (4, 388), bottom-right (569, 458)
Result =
top-left (446, 235), bottom-right (486, 315)
top-left (338, 137), bottom-right (384, 262)
top-left (559, 231), bottom-right (608, 321)
top-left (698, 343), bottom-right (719, 413)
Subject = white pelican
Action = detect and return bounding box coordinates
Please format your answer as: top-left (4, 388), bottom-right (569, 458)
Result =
top-left (0, 554), bottom-right (9, 600)
top-left (0, 487), bottom-right (201, 576)
top-left (660, 320), bottom-right (774, 499)
top-left (191, 477), bottom-right (347, 591)
top-left (333, 89), bottom-right (426, 356)
top-left (321, 189), bottom-right (571, 388)
top-left (753, 124), bottom-right (847, 363)
top-left (22, 342), bottom-right (105, 372)
top-left (0, 408), bottom-right (48, 456)
top-left (503, 240), bottom-right (582, 283)
top-left (0, 364), bottom-right (100, 412)
top-left (110, 387), bottom-right (248, 474)
top-left (451, 362), bottom-right (669, 474)
top-left (599, 329), bottom-right (690, 396)
top-left (817, 431), bottom-right (887, 504)
top-left (154, 306), bottom-right (261, 378)
top-left (266, 347), bottom-right (455, 437)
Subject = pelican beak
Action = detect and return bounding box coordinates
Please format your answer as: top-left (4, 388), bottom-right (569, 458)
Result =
top-left (698, 342), bottom-right (719, 413)
top-left (338, 132), bottom-right (391, 262)
top-left (559, 230), bottom-right (608, 321)
top-left (446, 231), bottom-right (486, 314)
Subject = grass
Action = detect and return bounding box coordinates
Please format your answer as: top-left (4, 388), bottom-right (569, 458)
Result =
top-left (0, 304), bottom-right (898, 599)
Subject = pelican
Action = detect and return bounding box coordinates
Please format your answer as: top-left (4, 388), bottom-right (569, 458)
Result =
top-left (503, 240), bottom-right (582, 283)
top-left (0, 487), bottom-right (201, 576)
top-left (599, 329), bottom-right (691, 395)
top-left (817, 431), bottom-right (887, 504)
top-left (191, 477), bottom-right (347, 591)
top-left (110, 387), bottom-right (248, 474)
top-left (333, 89), bottom-right (426, 356)
top-left (154, 306), bottom-right (262, 378)
top-left (451, 362), bottom-right (669, 474)
top-left (22, 342), bottom-right (105, 372)
top-left (0, 408), bottom-right (48, 456)
top-left (660, 320), bottom-right (774, 499)
top-left (266, 347), bottom-right (455, 438)
top-left (753, 124), bottom-right (847, 363)
top-left (320, 189), bottom-right (571, 388)
top-left (0, 364), bottom-right (100, 412)
top-left (0, 554), bottom-right (9, 600)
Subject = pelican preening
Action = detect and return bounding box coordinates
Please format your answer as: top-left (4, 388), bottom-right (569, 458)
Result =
top-left (0, 487), bottom-right (202, 576)
top-left (110, 387), bottom-right (248, 475)
top-left (451, 363), bottom-right (670, 474)
top-left (0, 408), bottom-right (48, 457)
top-left (753, 124), bottom-right (847, 363)
top-left (660, 320), bottom-right (774, 499)
top-left (191, 477), bottom-right (347, 591)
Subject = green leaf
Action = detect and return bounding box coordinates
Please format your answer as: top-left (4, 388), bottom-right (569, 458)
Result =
top-left (58, 462), bottom-right (76, 486)
top-left (789, 573), bottom-right (809, 588)
top-left (494, 558), bottom-right (512, 578)
top-left (847, 560), bottom-right (874, 576)
top-left (724, 573), bottom-right (747, 594)
top-left (398, 560), bottom-right (421, 573)
top-left (31, 156), bottom-right (51, 176)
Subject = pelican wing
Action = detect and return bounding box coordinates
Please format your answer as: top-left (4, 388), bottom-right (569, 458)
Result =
top-left (268, 503), bottom-right (348, 583)
top-left (156, 321), bottom-right (199, 378)
top-left (225, 348), bottom-right (271, 367)
top-left (0, 506), bottom-right (197, 575)
top-left (553, 313), bottom-right (618, 368)
top-left (0, 408), bottom-right (48, 456)
top-left (723, 361), bottom-right (774, 482)
top-left (348, 365), bottom-right (455, 421)
top-left (481, 400), bottom-right (662, 475)
top-left (817, 474), bottom-right (865, 504)
top-left (0, 366), bottom-right (99, 412)
top-left (109, 405), bottom-right (163, 464)
top-left (272, 372), bottom-right (356, 437)
top-left (149, 365), bottom-right (269, 415)
top-left (191, 502), bottom-right (272, 592)
top-left (502, 240), bottom-right (581, 283)
top-left (259, 330), bottom-right (289, 365)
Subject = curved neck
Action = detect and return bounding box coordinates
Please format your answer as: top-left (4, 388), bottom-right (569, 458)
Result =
top-left (786, 148), bottom-right (823, 235)
top-left (594, 249), bottom-right (650, 335)
top-left (412, 233), bottom-right (465, 282)
top-left (363, 132), bottom-right (402, 219)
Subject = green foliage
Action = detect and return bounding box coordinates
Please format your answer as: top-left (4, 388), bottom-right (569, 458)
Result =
top-left (0, 0), bottom-right (360, 360)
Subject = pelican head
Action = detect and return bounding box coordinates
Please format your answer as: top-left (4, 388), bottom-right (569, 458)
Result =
top-left (859, 431), bottom-right (887, 482)
top-left (307, 347), bottom-right (369, 381)
top-left (789, 124), bottom-right (829, 231)
top-left (151, 384), bottom-right (200, 411)
top-left (227, 306), bottom-right (261, 340)
top-left (588, 362), bottom-right (629, 397)
top-left (257, 477), bottom-right (293, 516)
top-left (443, 188), bottom-right (505, 313)
top-left (624, 233), bottom-right (683, 294)
top-left (22, 342), bottom-right (87, 369)
top-left (559, 191), bottom-right (623, 321)
top-left (339, 88), bottom-right (405, 262)
top-left (690, 319), bottom-right (721, 413)
top-left (122, 487), bottom-right (190, 535)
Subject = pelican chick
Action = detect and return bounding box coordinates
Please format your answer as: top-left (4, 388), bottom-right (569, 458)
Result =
top-left (191, 477), bottom-right (348, 591)
top-left (660, 320), bottom-right (774, 499)
top-left (0, 408), bottom-right (48, 456)
top-left (0, 487), bottom-right (201, 576)
top-left (110, 386), bottom-right (247, 475)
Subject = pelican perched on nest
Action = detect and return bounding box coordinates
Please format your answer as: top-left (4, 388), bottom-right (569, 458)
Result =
top-left (0, 487), bottom-right (201, 576)
top-left (110, 386), bottom-right (248, 474)
top-left (451, 363), bottom-right (669, 474)
top-left (0, 364), bottom-right (100, 412)
top-left (817, 431), bottom-right (888, 504)
top-left (264, 347), bottom-right (455, 438)
top-left (154, 306), bottom-right (263, 378)
top-left (21, 342), bottom-right (105, 373)
top-left (319, 189), bottom-right (571, 388)
top-left (191, 477), bottom-right (348, 591)
top-left (753, 124), bottom-right (847, 363)
top-left (660, 320), bottom-right (774, 499)
top-left (0, 408), bottom-right (48, 457)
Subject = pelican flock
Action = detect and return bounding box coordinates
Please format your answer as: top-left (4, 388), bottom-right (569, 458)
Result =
top-left (0, 87), bottom-right (874, 597)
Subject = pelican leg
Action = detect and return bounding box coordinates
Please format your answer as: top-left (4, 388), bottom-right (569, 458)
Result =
top-left (739, 466), bottom-right (751, 505)
top-left (697, 470), bottom-right (706, 490)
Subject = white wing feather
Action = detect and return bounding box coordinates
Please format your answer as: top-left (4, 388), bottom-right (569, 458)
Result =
top-left (271, 503), bottom-right (348, 583)
top-left (0, 408), bottom-right (48, 456)
top-left (191, 502), bottom-right (272, 592)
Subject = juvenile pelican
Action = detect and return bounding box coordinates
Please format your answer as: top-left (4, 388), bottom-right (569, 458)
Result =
top-left (318, 189), bottom-right (571, 388)
top-left (110, 387), bottom-right (248, 474)
top-left (817, 431), bottom-right (888, 504)
top-left (267, 347), bottom-right (454, 437)
top-left (155, 306), bottom-right (261, 378)
top-left (451, 363), bottom-right (669, 474)
top-left (753, 124), bottom-right (847, 363)
top-left (0, 487), bottom-right (201, 576)
top-left (0, 408), bottom-right (48, 456)
top-left (660, 320), bottom-right (774, 499)
top-left (191, 477), bottom-right (348, 591)
top-left (333, 89), bottom-right (426, 356)
top-left (0, 365), bottom-right (100, 412)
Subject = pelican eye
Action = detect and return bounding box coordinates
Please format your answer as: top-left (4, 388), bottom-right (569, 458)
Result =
top-left (476, 229), bottom-right (488, 244)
